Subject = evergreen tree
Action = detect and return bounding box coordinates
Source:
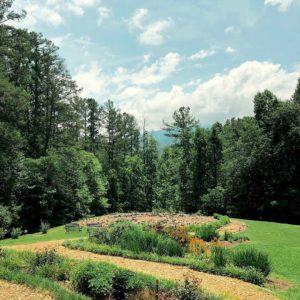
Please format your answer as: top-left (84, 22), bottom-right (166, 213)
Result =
top-left (164, 107), bottom-right (198, 212)
top-left (292, 78), bottom-right (300, 105)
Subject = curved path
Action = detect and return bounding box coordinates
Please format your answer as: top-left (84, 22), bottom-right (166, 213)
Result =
top-left (0, 279), bottom-right (53, 300)
top-left (7, 240), bottom-right (278, 300)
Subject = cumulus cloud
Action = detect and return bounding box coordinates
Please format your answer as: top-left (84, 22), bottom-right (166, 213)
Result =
top-left (264, 0), bottom-right (300, 12)
top-left (114, 61), bottom-right (300, 130)
top-left (112, 52), bottom-right (181, 86)
top-left (10, 0), bottom-right (101, 28)
top-left (138, 19), bottom-right (173, 46)
top-left (73, 62), bottom-right (109, 99)
top-left (128, 9), bottom-right (173, 46)
top-left (128, 8), bottom-right (148, 30)
top-left (189, 49), bottom-right (216, 61)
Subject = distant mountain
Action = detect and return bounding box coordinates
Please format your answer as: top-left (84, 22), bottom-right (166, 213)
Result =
top-left (151, 130), bottom-right (173, 149)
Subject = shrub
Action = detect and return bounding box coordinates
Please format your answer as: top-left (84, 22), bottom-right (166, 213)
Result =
top-left (188, 238), bottom-right (208, 256)
top-left (163, 226), bottom-right (191, 246)
top-left (30, 250), bottom-right (70, 281)
top-left (231, 248), bottom-right (271, 276)
top-left (0, 228), bottom-right (7, 239)
top-left (112, 269), bottom-right (135, 299)
top-left (93, 220), bottom-right (184, 257)
top-left (40, 221), bottom-right (50, 234)
top-left (222, 231), bottom-right (249, 243)
top-left (195, 224), bottom-right (219, 242)
top-left (10, 227), bottom-right (22, 239)
top-left (0, 205), bottom-right (12, 230)
top-left (174, 275), bottom-right (204, 300)
top-left (71, 261), bottom-right (114, 298)
top-left (211, 247), bottom-right (227, 268)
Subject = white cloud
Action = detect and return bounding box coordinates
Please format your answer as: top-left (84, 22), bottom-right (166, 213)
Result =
top-left (128, 9), bottom-right (173, 46)
top-left (225, 26), bottom-right (235, 33)
top-left (10, 0), bottom-right (100, 28)
top-left (225, 46), bottom-right (237, 53)
top-left (264, 0), bottom-right (300, 12)
top-left (112, 52), bottom-right (181, 86)
top-left (114, 61), bottom-right (300, 130)
top-left (189, 49), bottom-right (216, 61)
top-left (73, 63), bottom-right (109, 99)
top-left (128, 8), bottom-right (148, 30)
top-left (224, 26), bottom-right (240, 34)
top-left (138, 18), bottom-right (173, 46)
top-left (97, 7), bottom-right (111, 26)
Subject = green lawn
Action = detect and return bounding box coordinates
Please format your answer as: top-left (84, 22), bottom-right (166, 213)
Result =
top-left (236, 219), bottom-right (300, 300)
top-left (0, 225), bottom-right (87, 247)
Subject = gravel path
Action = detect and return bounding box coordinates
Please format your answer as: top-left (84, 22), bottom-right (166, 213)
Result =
top-left (0, 280), bottom-right (53, 300)
top-left (8, 240), bottom-right (278, 300)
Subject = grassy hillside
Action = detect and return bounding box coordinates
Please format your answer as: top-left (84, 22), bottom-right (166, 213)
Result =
top-left (0, 225), bottom-right (87, 247)
top-left (236, 219), bottom-right (300, 299)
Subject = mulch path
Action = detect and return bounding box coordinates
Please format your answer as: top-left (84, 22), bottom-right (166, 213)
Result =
top-left (0, 280), bottom-right (53, 300)
top-left (79, 212), bottom-right (215, 227)
top-left (8, 240), bottom-right (279, 300)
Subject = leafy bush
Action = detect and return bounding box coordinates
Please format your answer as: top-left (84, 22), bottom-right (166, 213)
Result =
top-left (174, 276), bottom-right (204, 300)
top-left (211, 247), bottom-right (227, 268)
top-left (71, 261), bottom-right (114, 298)
top-left (188, 237), bottom-right (208, 256)
top-left (0, 228), bottom-right (7, 239)
top-left (93, 220), bottom-right (184, 257)
top-left (213, 214), bottom-right (230, 226)
top-left (162, 225), bottom-right (191, 246)
top-left (194, 224), bottom-right (219, 242)
top-left (10, 227), bottom-right (22, 239)
top-left (222, 231), bottom-right (249, 243)
top-left (30, 250), bottom-right (70, 281)
top-left (40, 221), bottom-right (50, 234)
top-left (0, 205), bottom-right (12, 230)
top-left (231, 248), bottom-right (271, 276)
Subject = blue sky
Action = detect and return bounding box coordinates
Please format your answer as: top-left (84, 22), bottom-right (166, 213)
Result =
top-left (10, 0), bottom-right (300, 129)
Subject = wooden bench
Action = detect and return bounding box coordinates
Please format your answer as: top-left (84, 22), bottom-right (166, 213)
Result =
top-left (87, 223), bottom-right (102, 238)
top-left (65, 223), bottom-right (82, 233)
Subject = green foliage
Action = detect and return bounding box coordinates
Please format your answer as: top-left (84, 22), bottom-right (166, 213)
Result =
top-left (231, 248), bottom-right (271, 276)
top-left (10, 227), bottom-right (22, 239)
top-left (191, 224), bottom-right (219, 242)
top-left (93, 220), bottom-right (183, 257)
top-left (40, 221), bottom-right (50, 234)
top-left (221, 231), bottom-right (249, 242)
top-left (71, 261), bottom-right (114, 298)
top-left (211, 247), bottom-right (227, 268)
top-left (29, 249), bottom-right (70, 281)
top-left (63, 239), bottom-right (265, 285)
top-left (174, 277), bottom-right (204, 300)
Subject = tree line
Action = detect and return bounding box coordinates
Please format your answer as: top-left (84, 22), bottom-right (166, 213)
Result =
top-left (0, 1), bottom-right (299, 235)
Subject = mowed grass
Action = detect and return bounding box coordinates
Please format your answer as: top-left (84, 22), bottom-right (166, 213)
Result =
top-left (0, 225), bottom-right (87, 247)
top-left (236, 219), bottom-right (300, 299)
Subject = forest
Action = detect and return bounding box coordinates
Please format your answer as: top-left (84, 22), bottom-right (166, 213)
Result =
top-left (1, 0), bottom-right (300, 236)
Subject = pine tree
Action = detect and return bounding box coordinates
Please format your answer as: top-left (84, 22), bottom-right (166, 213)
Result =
top-left (292, 78), bottom-right (300, 105)
top-left (164, 107), bottom-right (198, 212)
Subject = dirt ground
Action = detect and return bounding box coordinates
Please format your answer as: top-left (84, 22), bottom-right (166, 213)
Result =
top-left (218, 219), bottom-right (247, 234)
top-left (79, 212), bottom-right (215, 227)
top-left (0, 280), bottom-right (54, 300)
top-left (8, 240), bottom-right (278, 300)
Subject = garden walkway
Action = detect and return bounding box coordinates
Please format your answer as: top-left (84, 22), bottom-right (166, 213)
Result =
top-left (8, 240), bottom-right (278, 300)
